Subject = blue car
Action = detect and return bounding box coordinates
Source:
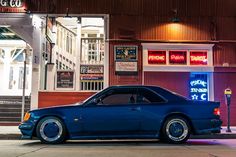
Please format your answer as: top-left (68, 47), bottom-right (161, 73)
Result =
top-left (19, 85), bottom-right (222, 144)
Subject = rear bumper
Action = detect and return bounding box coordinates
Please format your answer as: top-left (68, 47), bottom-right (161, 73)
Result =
top-left (193, 118), bottom-right (222, 135)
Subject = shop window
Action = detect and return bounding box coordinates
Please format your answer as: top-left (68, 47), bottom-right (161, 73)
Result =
top-left (148, 51), bottom-right (166, 64)
top-left (56, 60), bottom-right (58, 69)
top-left (0, 49), bottom-right (5, 59)
top-left (189, 74), bottom-right (208, 101)
top-left (8, 67), bottom-right (14, 89)
top-left (80, 33), bottom-right (105, 91)
top-left (66, 34), bottom-right (70, 53)
top-left (54, 17), bottom-right (105, 91)
top-left (169, 51), bottom-right (187, 65)
top-left (18, 67), bottom-right (29, 89)
top-left (190, 51), bottom-right (207, 65)
top-left (59, 62), bottom-right (62, 69)
top-left (88, 34), bottom-right (97, 38)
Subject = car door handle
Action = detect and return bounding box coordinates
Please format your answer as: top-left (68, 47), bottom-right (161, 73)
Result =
top-left (130, 107), bottom-right (141, 111)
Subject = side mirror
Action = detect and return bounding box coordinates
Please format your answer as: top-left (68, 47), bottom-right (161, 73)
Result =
top-left (92, 98), bottom-right (99, 104)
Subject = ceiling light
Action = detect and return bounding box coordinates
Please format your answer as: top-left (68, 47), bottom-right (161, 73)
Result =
top-left (1, 33), bottom-right (15, 36)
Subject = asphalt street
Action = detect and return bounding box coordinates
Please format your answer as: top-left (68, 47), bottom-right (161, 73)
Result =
top-left (0, 139), bottom-right (236, 157)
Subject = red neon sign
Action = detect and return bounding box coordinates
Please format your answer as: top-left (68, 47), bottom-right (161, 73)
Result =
top-left (190, 51), bottom-right (207, 65)
top-left (148, 51), bottom-right (166, 64)
top-left (169, 51), bottom-right (187, 64)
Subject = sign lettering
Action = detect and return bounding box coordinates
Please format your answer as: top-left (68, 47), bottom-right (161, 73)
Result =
top-left (170, 55), bottom-right (185, 61)
top-left (190, 51), bottom-right (208, 65)
top-left (169, 51), bottom-right (187, 64)
top-left (148, 51), bottom-right (166, 64)
top-left (0, 0), bottom-right (22, 7)
top-left (190, 74), bottom-right (208, 101)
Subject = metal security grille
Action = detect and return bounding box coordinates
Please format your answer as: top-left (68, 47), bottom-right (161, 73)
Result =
top-left (80, 81), bottom-right (104, 91)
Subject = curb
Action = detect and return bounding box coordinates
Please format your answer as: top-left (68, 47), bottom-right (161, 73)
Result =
top-left (0, 134), bottom-right (21, 140)
top-left (191, 134), bottom-right (236, 139)
top-left (0, 134), bottom-right (236, 140)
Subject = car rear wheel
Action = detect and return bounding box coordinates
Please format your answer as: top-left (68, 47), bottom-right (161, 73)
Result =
top-left (36, 116), bottom-right (66, 144)
top-left (162, 116), bottom-right (190, 144)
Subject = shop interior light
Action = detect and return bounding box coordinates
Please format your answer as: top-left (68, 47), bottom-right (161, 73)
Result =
top-left (1, 32), bottom-right (15, 36)
top-left (0, 25), bottom-right (11, 28)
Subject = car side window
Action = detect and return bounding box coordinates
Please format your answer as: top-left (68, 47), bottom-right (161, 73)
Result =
top-left (97, 88), bottom-right (137, 105)
top-left (137, 88), bottom-right (165, 103)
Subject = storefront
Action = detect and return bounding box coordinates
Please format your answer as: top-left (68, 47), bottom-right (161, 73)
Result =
top-left (0, 0), bottom-right (33, 124)
top-left (1, 0), bottom-right (236, 125)
top-left (142, 43), bottom-right (214, 101)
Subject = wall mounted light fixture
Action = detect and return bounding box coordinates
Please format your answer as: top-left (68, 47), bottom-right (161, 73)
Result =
top-left (171, 9), bottom-right (180, 23)
top-left (64, 8), bottom-right (72, 19)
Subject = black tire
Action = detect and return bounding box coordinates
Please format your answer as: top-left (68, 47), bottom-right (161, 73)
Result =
top-left (36, 116), bottom-right (67, 144)
top-left (162, 116), bottom-right (190, 144)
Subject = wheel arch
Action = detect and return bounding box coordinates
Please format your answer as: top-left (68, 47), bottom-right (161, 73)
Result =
top-left (33, 114), bottom-right (69, 138)
top-left (160, 113), bottom-right (196, 134)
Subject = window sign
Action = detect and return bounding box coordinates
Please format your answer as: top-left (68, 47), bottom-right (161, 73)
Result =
top-left (115, 46), bottom-right (137, 61)
top-left (148, 51), bottom-right (166, 64)
top-left (169, 51), bottom-right (187, 64)
top-left (190, 74), bottom-right (208, 101)
top-left (114, 45), bottom-right (138, 74)
top-left (80, 65), bottom-right (103, 74)
top-left (56, 71), bottom-right (74, 89)
top-left (190, 51), bottom-right (207, 65)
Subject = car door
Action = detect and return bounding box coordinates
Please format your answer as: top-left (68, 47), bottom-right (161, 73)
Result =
top-left (79, 87), bottom-right (141, 136)
top-left (136, 87), bottom-right (167, 135)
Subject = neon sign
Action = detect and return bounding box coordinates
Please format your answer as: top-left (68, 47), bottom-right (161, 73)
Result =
top-left (169, 51), bottom-right (186, 64)
top-left (148, 51), bottom-right (166, 64)
top-left (190, 74), bottom-right (208, 101)
top-left (190, 51), bottom-right (207, 65)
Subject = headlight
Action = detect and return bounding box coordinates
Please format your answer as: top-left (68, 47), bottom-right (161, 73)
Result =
top-left (23, 112), bottom-right (31, 121)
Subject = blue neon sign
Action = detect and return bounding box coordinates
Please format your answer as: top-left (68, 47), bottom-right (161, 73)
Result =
top-left (190, 74), bottom-right (208, 101)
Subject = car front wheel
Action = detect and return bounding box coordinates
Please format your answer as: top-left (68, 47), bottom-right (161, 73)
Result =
top-left (162, 116), bottom-right (190, 144)
top-left (36, 116), bottom-right (66, 144)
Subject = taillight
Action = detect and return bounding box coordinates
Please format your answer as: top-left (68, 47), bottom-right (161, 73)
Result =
top-left (213, 108), bottom-right (220, 116)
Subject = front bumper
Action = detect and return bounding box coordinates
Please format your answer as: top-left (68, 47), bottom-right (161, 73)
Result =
top-left (18, 122), bottom-right (35, 139)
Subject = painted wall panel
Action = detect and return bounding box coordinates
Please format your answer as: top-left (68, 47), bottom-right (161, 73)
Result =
top-left (144, 72), bottom-right (190, 97)
top-left (214, 68), bottom-right (236, 125)
top-left (109, 43), bottom-right (143, 86)
top-left (38, 92), bottom-right (95, 108)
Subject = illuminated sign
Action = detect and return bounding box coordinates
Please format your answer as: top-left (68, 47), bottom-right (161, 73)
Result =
top-left (190, 51), bottom-right (207, 65)
top-left (190, 74), bottom-right (208, 101)
top-left (148, 51), bottom-right (166, 64)
top-left (0, 0), bottom-right (23, 7)
top-left (0, 0), bottom-right (26, 12)
top-left (169, 51), bottom-right (187, 64)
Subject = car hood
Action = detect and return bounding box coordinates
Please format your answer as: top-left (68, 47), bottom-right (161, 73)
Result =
top-left (29, 102), bottom-right (83, 113)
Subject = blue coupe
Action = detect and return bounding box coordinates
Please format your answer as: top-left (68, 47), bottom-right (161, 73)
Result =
top-left (19, 85), bottom-right (222, 144)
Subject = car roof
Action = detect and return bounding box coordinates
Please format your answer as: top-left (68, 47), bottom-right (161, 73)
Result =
top-left (108, 85), bottom-right (188, 101)
top-left (109, 85), bottom-right (161, 88)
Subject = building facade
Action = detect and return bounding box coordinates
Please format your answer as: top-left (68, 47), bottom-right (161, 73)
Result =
top-left (0, 0), bottom-right (236, 125)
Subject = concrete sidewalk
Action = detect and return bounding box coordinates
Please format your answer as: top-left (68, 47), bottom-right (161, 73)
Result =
top-left (0, 126), bottom-right (236, 140)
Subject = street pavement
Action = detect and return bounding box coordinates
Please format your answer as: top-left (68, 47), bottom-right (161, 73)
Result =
top-left (0, 139), bottom-right (236, 157)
